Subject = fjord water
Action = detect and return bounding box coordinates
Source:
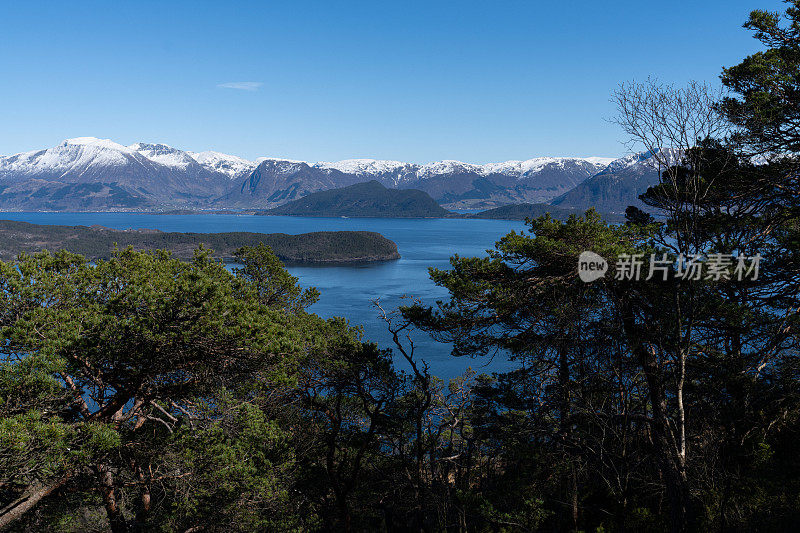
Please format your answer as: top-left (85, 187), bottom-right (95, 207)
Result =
top-left (0, 213), bottom-right (524, 379)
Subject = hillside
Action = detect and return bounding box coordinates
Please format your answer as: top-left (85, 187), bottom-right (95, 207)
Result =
top-left (472, 203), bottom-right (581, 220)
top-left (550, 152), bottom-right (662, 214)
top-left (266, 180), bottom-right (450, 218)
top-left (472, 203), bottom-right (626, 223)
top-left (0, 220), bottom-right (400, 263)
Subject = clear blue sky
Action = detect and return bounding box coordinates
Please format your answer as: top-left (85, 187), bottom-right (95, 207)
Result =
top-left (0, 0), bottom-right (786, 163)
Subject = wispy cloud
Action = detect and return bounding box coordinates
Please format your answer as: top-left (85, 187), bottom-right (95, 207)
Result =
top-left (217, 81), bottom-right (263, 91)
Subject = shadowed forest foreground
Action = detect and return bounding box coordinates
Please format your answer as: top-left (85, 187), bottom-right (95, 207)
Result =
top-left (4, 3), bottom-right (800, 532)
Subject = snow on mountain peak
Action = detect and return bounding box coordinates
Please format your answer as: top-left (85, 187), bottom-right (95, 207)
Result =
top-left (190, 151), bottom-right (255, 179)
top-left (129, 142), bottom-right (196, 170)
top-left (314, 159), bottom-right (410, 175)
top-left (252, 158), bottom-right (311, 178)
top-left (582, 157), bottom-right (617, 166)
top-left (0, 137), bottom-right (625, 199)
top-left (481, 157), bottom-right (602, 177)
top-left (0, 137), bottom-right (144, 179)
top-left (0, 138), bottom-right (259, 182)
top-left (256, 156), bottom-right (307, 164)
top-left (191, 150), bottom-right (252, 166)
top-left (418, 160), bottom-right (482, 178)
top-left (598, 149), bottom-right (683, 175)
top-left (412, 157), bottom-right (614, 180)
top-left (129, 142), bottom-right (179, 153)
top-left (63, 137), bottom-right (133, 152)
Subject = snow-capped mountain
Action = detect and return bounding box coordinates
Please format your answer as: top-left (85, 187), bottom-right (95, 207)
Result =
top-left (130, 143), bottom-right (256, 181)
top-left (550, 151), bottom-right (666, 214)
top-left (315, 159), bottom-right (410, 176)
top-left (0, 137), bottom-right (155, 181)
top-left (314, 159), bottom-right (419, 187)
top-left (223, 159), bottom-right (367, 207)
top-left (226, 155), bottom-right (612, 209)
top-left (189, 151), bottom-right (256, 180)
top-left (0, 138), bottom-right (243, 210)
top-left (129, 142), bottom-right (198, 170)
top-left (313, 156), bottom-right (614, 182)
top-left (0, 137), bottom-right (617, 211)
top-left (481, 157), bottom-right (616, 178)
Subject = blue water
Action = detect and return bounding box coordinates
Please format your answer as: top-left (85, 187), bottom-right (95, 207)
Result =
top-left (0, 213), bottom-right (525, 379)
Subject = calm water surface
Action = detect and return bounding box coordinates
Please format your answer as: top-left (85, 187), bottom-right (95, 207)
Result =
top-left (0, 213), bottom-right (525, 378)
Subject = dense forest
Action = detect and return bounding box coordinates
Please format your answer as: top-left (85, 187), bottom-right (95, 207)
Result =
top-left (265, 181), bottom-right (450, 218)
top-left (4, 3), bottom-right (800, 532)
top-left (0, 220), bottom-right (400, 263)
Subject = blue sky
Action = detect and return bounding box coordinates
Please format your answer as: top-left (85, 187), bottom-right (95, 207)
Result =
top-left (0, 0), bottom-right (786, 163)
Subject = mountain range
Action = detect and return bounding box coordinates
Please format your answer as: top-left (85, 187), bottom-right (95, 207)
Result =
top-left (550, 151), bottom-right (668, 214)
top-left (0, 137), bottom-right (662, 213)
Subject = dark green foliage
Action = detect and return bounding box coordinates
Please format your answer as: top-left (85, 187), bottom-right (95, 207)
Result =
top-left (266, 180), bottom-right (451, 218)
top-left (0, 245), bottom-right (378, 531)
top-left (393, 3), bottom-right (800, 528)
top-left (0, 219), bottom-right (400, 263)
top-left (720, 0), bottom-right (800, 153)
top-left (625, 205), bottom-right (655, 225)
top-left (233, 242), bottom-right (320, 312)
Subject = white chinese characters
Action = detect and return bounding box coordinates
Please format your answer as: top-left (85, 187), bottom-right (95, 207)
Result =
top-left (577, 252), bottom-right (761, 282)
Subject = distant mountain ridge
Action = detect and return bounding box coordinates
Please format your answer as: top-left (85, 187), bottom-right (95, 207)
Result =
top-left (550, 150), bottom-right (667, 214)
top-left (0, 137), bottom-right (618, 211)
top-left (0, 138), bottom-right (254, 210)
top-left (1, 138), bottom-right (672, 215)
top-left (227, 155), bottom-right (615, 210)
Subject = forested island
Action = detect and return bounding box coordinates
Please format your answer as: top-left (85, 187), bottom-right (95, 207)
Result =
top-left (265, 180), bottom-right (450, 218)
top-left (0, 220), bottom-right (400, 263)
top-left (261, 180), bottom-right (625, 221)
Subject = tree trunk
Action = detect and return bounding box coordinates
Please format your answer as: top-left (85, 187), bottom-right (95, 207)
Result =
top-left (98, 466), bottom-right (128, 533)
top-left (558, 335), bottom-right (578, 531)
top-left (131, 462), bottom-right (151, 532)
top-left (639, 345), bottom-right (692, 533)
top-left (622, 305), bottom-right (692, 533)
top-left (0, 475), bottom-right (69, 530)
top-left (571, 465), bottom-right (579, 532)
top-left (336, 495), bottom-right (352, 532)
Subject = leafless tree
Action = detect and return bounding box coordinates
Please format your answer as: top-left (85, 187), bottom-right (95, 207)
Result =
top-left (611, 79), bottom-right (734, 532)
top-left (612, 78), bottom-right (728, 170)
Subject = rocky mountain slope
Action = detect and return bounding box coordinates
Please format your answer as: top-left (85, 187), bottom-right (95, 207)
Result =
top-left (239, 157), bottom-right (612, 210)
top-left (550, 151), bottom-right (664, 214)
top-left (0, 138), bottom-right (256, 210)
top-left (0, 138), bottom-right (614, 211)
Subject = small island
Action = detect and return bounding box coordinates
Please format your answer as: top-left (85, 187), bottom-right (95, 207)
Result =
top-left (0, 220), bottom-right (401, 263)
top-left (262, 181), bottom-right (626, 222)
